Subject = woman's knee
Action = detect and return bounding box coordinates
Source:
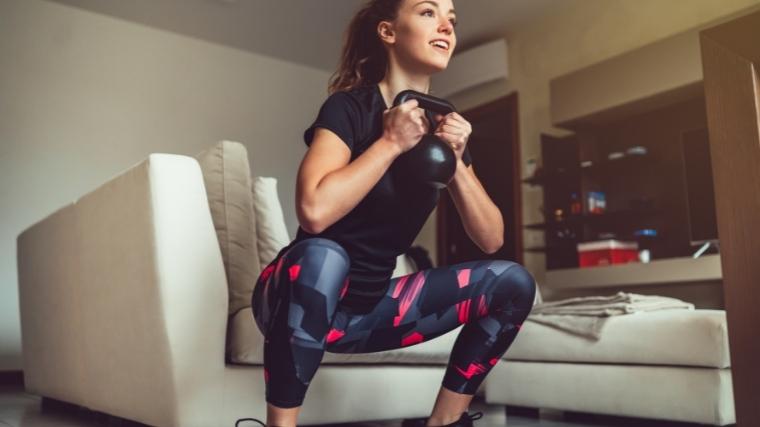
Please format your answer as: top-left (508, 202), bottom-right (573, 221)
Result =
top-left (491, 260), bottom-right (536, 304)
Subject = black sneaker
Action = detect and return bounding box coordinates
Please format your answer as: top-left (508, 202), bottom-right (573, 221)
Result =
top-left (442, 411), bottom-right (483, 427)
top-left (402, 411), bottom-right (483, 427)
top-left (235, 417), bottom-right (266, 426)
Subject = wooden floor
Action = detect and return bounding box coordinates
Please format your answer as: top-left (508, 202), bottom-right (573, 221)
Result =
top-left (0, 383), bottom-right (724, 427)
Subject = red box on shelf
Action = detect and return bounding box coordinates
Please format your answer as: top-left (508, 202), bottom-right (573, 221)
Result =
top-left (577, 240), bottom-right (639, 268)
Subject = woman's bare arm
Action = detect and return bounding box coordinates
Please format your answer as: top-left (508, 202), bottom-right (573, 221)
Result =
top-left (296, 127), bottom-right (401, 234)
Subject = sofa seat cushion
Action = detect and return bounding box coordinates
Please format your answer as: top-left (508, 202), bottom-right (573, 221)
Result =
top-left (506, 309), bottom-right (730, 368)
top-left (227, 307), bottom-right (464, 365)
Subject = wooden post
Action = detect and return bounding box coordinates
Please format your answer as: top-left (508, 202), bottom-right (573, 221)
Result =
top-left (700, 10), bottom-right (760, 426)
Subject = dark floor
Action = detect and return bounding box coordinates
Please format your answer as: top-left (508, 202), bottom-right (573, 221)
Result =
top-left (0, 383), bottom-right (728, 427)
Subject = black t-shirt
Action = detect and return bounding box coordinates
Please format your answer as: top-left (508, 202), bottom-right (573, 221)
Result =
top-left (281, 83), bottom-right (472, 311)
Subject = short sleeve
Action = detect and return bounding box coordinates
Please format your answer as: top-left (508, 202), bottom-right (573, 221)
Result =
top-left (303, 92), bottom-right (360, 151)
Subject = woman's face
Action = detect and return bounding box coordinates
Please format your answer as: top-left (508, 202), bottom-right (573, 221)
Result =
top-left (385, 0), bottom-right (458, 73)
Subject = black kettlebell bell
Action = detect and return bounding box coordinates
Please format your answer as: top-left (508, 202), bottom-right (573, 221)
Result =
top-left (391, 90), bottom-right (457, 189)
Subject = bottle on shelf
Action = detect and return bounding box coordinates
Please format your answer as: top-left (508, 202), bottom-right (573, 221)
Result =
top-left (587, 191), bottom-right (606, 214)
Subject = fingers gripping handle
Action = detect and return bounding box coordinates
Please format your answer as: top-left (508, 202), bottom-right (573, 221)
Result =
top-left (392, 89), bottom-right (456, 115)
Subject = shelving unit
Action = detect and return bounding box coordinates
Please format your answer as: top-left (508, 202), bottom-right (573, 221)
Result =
top-left (520, 22), bottom-right (724, 280)
top-left (523, 95), bottom-right (714, 271)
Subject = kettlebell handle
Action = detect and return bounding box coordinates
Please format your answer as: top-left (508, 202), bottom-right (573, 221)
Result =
top-left (392, 90), bottom-right (456, 115)
top-left (390, 89), bottom-right (458, 189)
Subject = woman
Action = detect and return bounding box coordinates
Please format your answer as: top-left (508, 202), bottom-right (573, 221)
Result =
top-left (237, 1), bottom-right (536, 426)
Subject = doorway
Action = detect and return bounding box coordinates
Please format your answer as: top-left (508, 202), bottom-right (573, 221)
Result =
top-left (437, 92), bottom-right (522, 266)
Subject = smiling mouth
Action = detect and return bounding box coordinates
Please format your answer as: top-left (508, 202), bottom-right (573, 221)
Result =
top-left (429, 40), bottom-right (450, 53)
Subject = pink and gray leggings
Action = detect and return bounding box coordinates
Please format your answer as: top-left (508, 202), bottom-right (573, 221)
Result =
top-left (251, 237), bottom-right (536, 408)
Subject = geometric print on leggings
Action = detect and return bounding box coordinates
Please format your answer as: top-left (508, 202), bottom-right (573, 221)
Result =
top-left (251, 237), bottom-right (536, 408)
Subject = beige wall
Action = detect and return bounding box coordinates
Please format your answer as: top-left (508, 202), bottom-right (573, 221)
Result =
top-left (0, 0), bottom-right (332, 370)
top-left (431, 0), bottom-right (760, 300)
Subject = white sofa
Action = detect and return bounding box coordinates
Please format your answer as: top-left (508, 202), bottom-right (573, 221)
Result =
top-left (489, 308), bottom-right (735, 425)
top-left (17, 141), bottom-right (734, 426)
top-left (16, 142), bottom-right (513, 427)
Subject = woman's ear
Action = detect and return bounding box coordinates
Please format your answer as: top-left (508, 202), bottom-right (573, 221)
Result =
top-left (377, 21), bottom-right (396, 44)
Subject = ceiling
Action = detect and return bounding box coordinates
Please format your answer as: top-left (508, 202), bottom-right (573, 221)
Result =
top-left (48, 0), bottom-right (573, 71)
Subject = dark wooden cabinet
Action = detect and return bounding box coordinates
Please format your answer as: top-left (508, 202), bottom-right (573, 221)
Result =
top-left (526, 95), bottom-right (717, 271)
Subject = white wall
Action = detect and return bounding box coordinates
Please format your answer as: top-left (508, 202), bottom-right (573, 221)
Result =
top-left (0, 0), bottom-right (333, 370)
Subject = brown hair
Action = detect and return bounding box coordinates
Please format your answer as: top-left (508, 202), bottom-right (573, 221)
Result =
top-left (327, 0), bottom-right (404, 95)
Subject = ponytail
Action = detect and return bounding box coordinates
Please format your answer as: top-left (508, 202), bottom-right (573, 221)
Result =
top-left (327, 0), bottom-right (403, 94)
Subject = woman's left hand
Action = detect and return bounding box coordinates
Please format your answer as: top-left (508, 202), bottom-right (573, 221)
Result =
top-left (433, 112), bottom-right (472, 163)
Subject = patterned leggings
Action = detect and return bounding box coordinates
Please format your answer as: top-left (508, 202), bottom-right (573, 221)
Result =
top-left (251, 238), bottom-right (536, 408)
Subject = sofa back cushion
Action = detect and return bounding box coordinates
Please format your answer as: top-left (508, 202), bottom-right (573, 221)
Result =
top-left (194, 141), bottom-right (260, 317)
top-left (251, 177), bottom-right (292, 271)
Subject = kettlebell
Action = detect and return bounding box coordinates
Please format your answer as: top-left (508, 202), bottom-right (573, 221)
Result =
top-left (391, 90), bottom-right (457, 189)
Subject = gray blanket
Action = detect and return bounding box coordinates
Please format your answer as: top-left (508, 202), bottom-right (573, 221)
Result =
top-left (525, 291), bottom-right (694, 340)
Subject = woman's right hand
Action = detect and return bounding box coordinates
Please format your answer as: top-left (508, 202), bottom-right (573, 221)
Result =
top-left (381, 99), bottom-right (429, 154)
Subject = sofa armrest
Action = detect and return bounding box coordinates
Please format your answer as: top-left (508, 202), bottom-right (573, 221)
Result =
top-left (17, 154), bottom-right (228, 427)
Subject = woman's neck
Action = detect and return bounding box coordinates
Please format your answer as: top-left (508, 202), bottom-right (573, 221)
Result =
top-left (378, 75), bottom-right (431, 108)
